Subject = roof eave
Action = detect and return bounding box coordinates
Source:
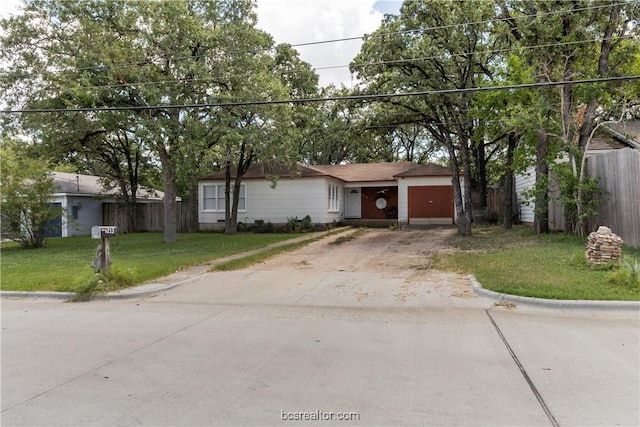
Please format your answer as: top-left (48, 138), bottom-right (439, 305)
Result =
top-left (602, 125), bottom-right (640, 150)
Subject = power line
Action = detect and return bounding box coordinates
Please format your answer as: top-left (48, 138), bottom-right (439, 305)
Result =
top-left (3, 75), bottom-right (638, 114)
top-left (4, 36), bottom-right (631, 93)
top-left (2, 2), bottom-right (629, 74)
top-left (333, 1), bottom-right (632, 44)
top-left (143, 2), bottom-right (636, 64)
top-left (320, 36), bottom-right (636, 71)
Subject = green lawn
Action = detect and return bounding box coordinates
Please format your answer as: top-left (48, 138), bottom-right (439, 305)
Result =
top-left (1, 232), bottom-right (303, 292)
top-left (432, 226), bottom-right (640, 301)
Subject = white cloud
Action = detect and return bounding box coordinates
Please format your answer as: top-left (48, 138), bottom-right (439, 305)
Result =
top-left (0, 0), bottom-right (22, 20)
top-left (256, 0), bottom-right (390, 88)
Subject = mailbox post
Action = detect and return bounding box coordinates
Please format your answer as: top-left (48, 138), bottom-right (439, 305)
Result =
top-left (91, 226), bottom-right (117, 273)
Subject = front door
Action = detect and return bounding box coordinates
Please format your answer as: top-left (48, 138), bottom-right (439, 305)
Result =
top-left (43, 203), bottom-right (62, 237)
top-left (345, 188), bottom-right (361, 218)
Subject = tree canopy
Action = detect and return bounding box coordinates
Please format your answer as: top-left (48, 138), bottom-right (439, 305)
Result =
top-left (2, 0), bottom-right (638, 239)
top-left (1, 0), bottom-right (319, 241)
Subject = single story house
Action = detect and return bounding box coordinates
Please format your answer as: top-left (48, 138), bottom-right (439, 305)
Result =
top-left (198, 161), bottom-right (462, 229)
top-left (49, 172), bottom-right (163, 237)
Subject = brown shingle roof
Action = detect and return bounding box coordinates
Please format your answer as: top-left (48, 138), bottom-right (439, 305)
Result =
top-left (199, 161), bottom-right (453, 182)
top-left (394, 163), bottom-right (454, 177)
top-left (198, 162), bottom-right (327, 180)
top-left (309, 162), bottom-right (430, 182)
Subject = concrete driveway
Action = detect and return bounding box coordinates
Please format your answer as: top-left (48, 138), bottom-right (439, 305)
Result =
top-left (2, 228), bottom-right (639, 426)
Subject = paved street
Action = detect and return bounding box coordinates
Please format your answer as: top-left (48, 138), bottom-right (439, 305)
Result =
top-left (2, 229), bottom-right (639, 426)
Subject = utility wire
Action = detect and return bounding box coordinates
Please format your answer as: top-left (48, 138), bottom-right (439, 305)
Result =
top-left (323, 36), bottom-right (638, 71)
top-left (3, 75), bottom-right (638, 114)
top-left (3, 2), bottom-right (630, 74)
top-left (295, 1), bottom-right (631, 46)
top-left (4, 36), bottom-right (632, 93)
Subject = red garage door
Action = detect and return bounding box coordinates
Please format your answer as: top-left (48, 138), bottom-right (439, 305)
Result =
top-left (408, 186), bottom-right (454, 222)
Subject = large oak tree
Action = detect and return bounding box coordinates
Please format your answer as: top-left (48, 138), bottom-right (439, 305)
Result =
top-left (351, 0), bottom-right (500, 235)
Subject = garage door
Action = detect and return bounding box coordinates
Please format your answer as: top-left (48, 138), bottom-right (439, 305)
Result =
top-left (408, 186), bottom-right (454, 223)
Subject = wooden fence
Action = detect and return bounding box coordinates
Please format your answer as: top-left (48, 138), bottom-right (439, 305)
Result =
top-left (489, 149), bottom-right (639, 246)
top-left (103, 201), bottom-right (191, 233)
top-left (486, 185), bottom-right (519, 223)
top-left (586, 148), bottom-right (640, 247)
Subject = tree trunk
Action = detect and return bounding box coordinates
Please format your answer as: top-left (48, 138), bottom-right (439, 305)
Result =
top-left (128, 146), bottom-right (139, 232)
top-left (578, 5), bottom-right (617, 150)
top-left (229, 172), bottom-right (242, 234)
top-left (224, 160), bottom-right (234, 234)
top-left (159, 147), bottom-right (178, 243)
top-left (446, 140), bottom-right (471, 236)
top-left (474, 138), bottom-right (487, 209)
top-left (534, 130), bottom-right (549, 234)
top-left (186, 180), bottom-right (199, 233)
top-left (504, 132), bottom-right (517, 229)
top-left (460, 139), bottom-right (473, 236)
top-left (225, 142), bottom-right (254, 235)
top-left (126, 200), bottom-right (137, 233)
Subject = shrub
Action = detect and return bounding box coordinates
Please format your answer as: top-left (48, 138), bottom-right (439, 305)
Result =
top-left (285, 216), bottom-right (299, 232)
top-left (567, 250), bottom-right (589, 268)
top-left (70, 266), bottom-right (135, 302)
top-left (0, 144), bottom-right (62, 248)
top-left (607, 257), bottom-right (640, 289)
top-left (314, 223), bottom-right (328, 232)
top-left (301, 215), bottom-right (313, 231)
top-left (254, 220), bottom-right (274, 233)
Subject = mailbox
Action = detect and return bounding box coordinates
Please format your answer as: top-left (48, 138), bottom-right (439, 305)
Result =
top-left (91, 225), bottom-right (117, 239)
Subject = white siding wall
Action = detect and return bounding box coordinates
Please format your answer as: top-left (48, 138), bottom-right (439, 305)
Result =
top-left (61, 196), bottom-right (103, 237)
top-left (53, 195), bottom-right (103, 237)
top-left (199, 177), bottom-right (343, 228)
top-left (515, 168), bottom-right (535, 224)
top-left (343, 181), bottom-right (398, 188)
top-left (397, 176), bottom-right (461, 223)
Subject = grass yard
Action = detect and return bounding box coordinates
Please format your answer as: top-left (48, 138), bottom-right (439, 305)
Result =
top-left (432, 226), bottom-right (640, 301)
top-left (1, 232), bottom-right (304, 293)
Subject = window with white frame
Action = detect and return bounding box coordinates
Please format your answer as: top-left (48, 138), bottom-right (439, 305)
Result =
top-left (202, 184), bottom-right (246, 211)
top-left (328, 184), bottom-right (339, 211)
top-left (203, 185), bottom-right (217, 210)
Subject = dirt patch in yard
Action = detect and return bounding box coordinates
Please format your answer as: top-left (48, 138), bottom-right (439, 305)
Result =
top-left (258, 227), bottom-right (475, 300)
top-left (261, 228), bottom-right (455, 272)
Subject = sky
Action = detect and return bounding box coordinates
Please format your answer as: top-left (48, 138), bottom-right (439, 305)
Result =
top-left (256, 0), bottom-right (401, 87)
top-left (0, 0), bottom-right (402, 88)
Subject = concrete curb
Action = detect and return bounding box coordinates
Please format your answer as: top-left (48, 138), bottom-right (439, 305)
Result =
top-left (1, 291), bottom-right (75, 300)
top-left (469, 275), bottom-right (640, 312)
top-left (1, 227), bottom-right (352, 302)
top-left (1, 274), bottom-right (210, 302)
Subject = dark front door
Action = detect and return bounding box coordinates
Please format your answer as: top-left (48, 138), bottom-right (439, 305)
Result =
top-left (43, 203), bottom-right (62, 237)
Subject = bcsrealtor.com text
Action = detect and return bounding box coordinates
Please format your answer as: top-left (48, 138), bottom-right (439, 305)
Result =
top-left (281, 410), bottom-right (360, 421)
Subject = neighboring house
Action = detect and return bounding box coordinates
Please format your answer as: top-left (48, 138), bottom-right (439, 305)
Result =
top-left (49, 172), bottom-right (163, 237)
top-left (515, 119), bottom-right (640, 231)
top-left (198, 162), bottom-right (462, 229)
top-left (603, 120), bottom-right (640, 150)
